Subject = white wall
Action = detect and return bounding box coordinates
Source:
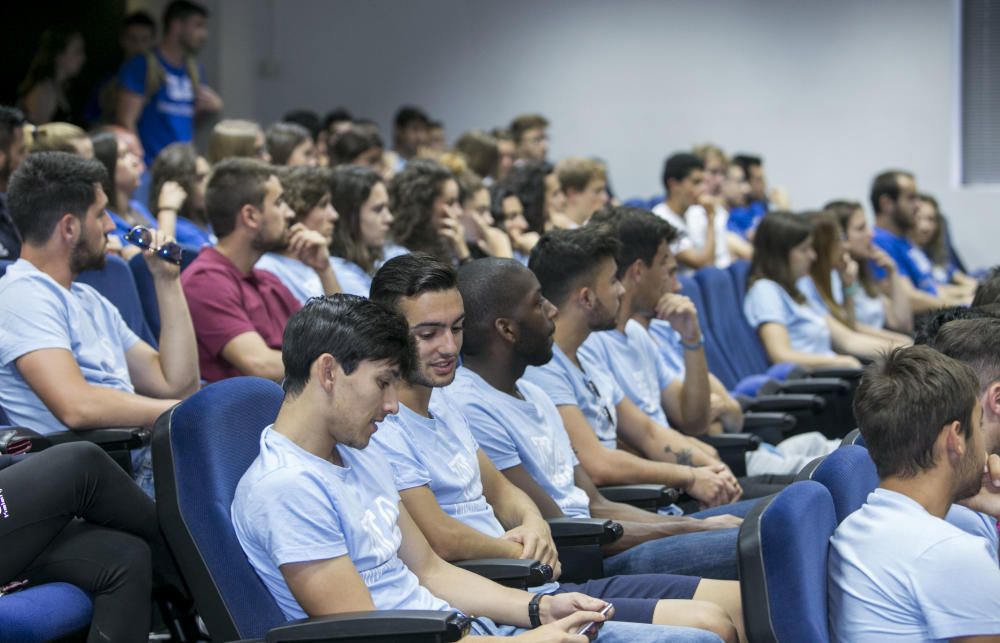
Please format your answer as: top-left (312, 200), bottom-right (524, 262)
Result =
top-left (210, 0), bottom-right (998, 268)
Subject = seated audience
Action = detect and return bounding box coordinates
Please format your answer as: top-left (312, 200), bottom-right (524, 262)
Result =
top-left (368, 254), bottom-right (743, 640)
top-left (281, 109), bottom-right (326, 164)
top-left (743, 211), bottom-right (863, 369)
top-left (391, 105), bottom-right (430, 171)
top-left (652, 153), bottom-right (730, 269)
top-left (973, 272), bottom-right (1000, 308)
top-left (453, 257), bottom-right (745, 580)
top-left (498, 160), bottom-right (567, 238)
top-left (870, 170), bottom-right (965, 311)
top-left (555, 157), bottom-right (608, 226)
top-left (90, 131), bottom-right (160, 254)
top-left (29, 122), bottom-right (93, 158)
top-left (912, 193), bottom-right (977, 296)
top-left (424, 119), bottom-right (447, 157)
top-left (17, 27), bottom-right (86, 125)
top-left (799, 210), bottom-right (911, 358)
top-left (726, 155), bottom-right (769, 239)
top-left (328, 126), bottom-right (386, 177)
top-left (256, 166), bottom-right (341, 303)
top-left (150, 142), bottom-right (215, 248)
top-left (386, 159), bottom-right (470, 263)
top-left (490, 187), bottom-right (537, 263)
top-left (826, 199), bottom-right (913, 332)
top-left (492, 127), bottom-right (516, 181)
top-left (453, 130), bottom-right (500, 182)
top-left (322, 107), bottom-right (354, 146)
top-left (693, 145), bottom-right (753, 261)
top-left (0, 152), bottom-right (199, 493)
top-left (828, 346), bottom-right (1000, 641)
top-left (0, 106), bottom-right (28, 260)
top-left (207, 119), bottom-right (270, 164)
top-left (264, 122), bottom-right (318, 167)
top-left (455, 169), bottom-right (513, 259)
top-left (510, 113), bottom-right (549, 163)
top-left (328, 165), bottom-right (394, 296)
top-left (230, 295), bottom-right (716, 642)
top-left (181, 159), bottom-right (308, 382)
top-left (522, 227), bottom-right (747, 507)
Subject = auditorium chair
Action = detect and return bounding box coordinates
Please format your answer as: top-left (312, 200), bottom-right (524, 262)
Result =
top-left (794, 445), bottom-right (878, 524)
top-left (738, 481), bottom-right (835, 643)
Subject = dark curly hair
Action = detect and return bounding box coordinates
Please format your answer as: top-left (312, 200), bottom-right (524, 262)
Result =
top-left (278, 165), bottom-right (330, 224)
top-left (496, 161), bottom-right (551, 234)
top-left (150, 142), bottom-right (206, 225)
top-left (389, 159), bottom-right (454, 260)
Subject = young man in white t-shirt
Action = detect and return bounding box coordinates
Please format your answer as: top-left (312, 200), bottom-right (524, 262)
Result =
top-left (828, 346), bottom-right (1000, 642)
top-left (231, 294), bottom-right (722, 642)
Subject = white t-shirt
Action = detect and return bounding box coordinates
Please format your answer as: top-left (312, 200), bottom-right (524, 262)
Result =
top-left (255, 253), bottom-right (324, 305)
top-left (651, 202), bottom-right (731, 268)
top-left (828, 487), bottom-right (1000, 642)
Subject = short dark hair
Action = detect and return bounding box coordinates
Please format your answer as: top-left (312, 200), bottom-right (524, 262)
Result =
top-left (282, 110), bottom-right (322, 141)
top-left (869, 169), bottom-right (913, 214)
top-left (855, 346), bottom-right (980, 479)
top-left (931, 318), bottom-right (1000, 394)
top-left (509, 114), bottom-right (549, 144)
top-left (914, 305), bottom-right (999, 346)
top-left (8, 152), bottom-right (106, 244)
top-left (205, 158), bottom-right (273, 239)
top-left (454, 130), bottom-right (499, 179)
top-left (394, 106), bottom-right (430, 130)
top-left (123, 10), bottom-right (156, 33)
top-left (163, 0), bottom-right (208, 33)
top-left (388, 159), bottom-right (454, 259)
top-left (329, 127), bottom-right (383, 166)
top-left (661, 153), bottom-right (704, 189)
top-left (495, 161), bottom-right (551, 234)
top-left (281, 295), bottom-right (414, 397)
top-left (279, 165), bottom-right (330, 224)
top-left (265, 122), bottom-right (312, 166)
top-left (973, 275), bottom-right (1000, 308)
top-left (370, 253), bottom-right (458, 314)
top-left (731, 154), bottom-right (762, 178)
top-left (458, 257), bottom-right (533, 357)
top-left (529, 226), bottom-right (621, 307)
top-left (0, 106), bottom-right (25, 154)
top-left (323, 108), bottom-right (354, 131)
top-left (589, 206), bottom-right (678, 279)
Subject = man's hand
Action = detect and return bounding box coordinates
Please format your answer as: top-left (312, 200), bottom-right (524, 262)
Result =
top-left (539, 593), bottom-right (608, 626)
top-left (871, 246), bottom-right (897, 276)
top-left (195, 85), bottom-right (223, 113)
top-left (501, 517), bottom-right (561, 579)
top-left (143, 229), bottom-right (181, 281)
top-left (516, 608), bottom-right (610, 642)
top-left (654, 293), bottom-right (701, 344)
top-left (288, 223), bottom-right (331, 272)
top-left (157, 180), bottom-right (187, 212)
top-left (698, 514), bottom-right (743, 530)
top-left (687, 466), bottom-right (731, 507)
top-left (959, 453), bottom-right (1000, 519)
top-left (708, 462), bottom-right (742, 503)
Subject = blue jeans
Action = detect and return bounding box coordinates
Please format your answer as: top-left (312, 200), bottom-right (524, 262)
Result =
top-left (603, 498), bottom-right (759, 580)
top-left (471, 617), bottom-right (723, 641)
top-left (131, 446), bottom-right (154, 499)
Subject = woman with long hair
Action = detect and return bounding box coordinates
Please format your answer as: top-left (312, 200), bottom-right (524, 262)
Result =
top-left (18, 28), bottom-right (86, 124)
top-left (827, 200), bottom-right (913, 332)
top-left (386, 159), bottom-right (470, 263)
top-left (911, 193), bottom-right (977, 298)
top-left (743, 211), bottom-right (862, 368)
top-left (328, 165), bottom-right (394, 295)
top-left (149, 142), bottom-right (214, 248)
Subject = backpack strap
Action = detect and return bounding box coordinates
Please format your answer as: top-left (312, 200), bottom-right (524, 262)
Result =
top-left (143, 51), bottom-right (166, 103)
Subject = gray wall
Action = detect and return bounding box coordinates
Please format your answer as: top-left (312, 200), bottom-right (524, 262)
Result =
top-left (206, 0), bottom-right (996, 267)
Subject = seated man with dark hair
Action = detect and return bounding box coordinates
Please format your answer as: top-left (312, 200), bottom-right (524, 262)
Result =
top-left (0, 152), bottom-right (199, 494)
top-left (231, 294), bottom-right (721, 642)
top-left (828, 345), bottom-right (1000, 641)
top-left (367, 254), bottom-right (743, 641)
top-left (181, 158), bottom-right (329, 382)
top-left (451, 256), bottom-right (746, 581)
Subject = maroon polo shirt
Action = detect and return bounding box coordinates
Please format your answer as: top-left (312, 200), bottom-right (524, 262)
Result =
top-left (181, 247), bottom-right (301, 382)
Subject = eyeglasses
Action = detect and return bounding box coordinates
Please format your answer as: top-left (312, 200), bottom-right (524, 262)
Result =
top-left (123, 226), bottom-right (184, 265)
top-left (583, 377), bottom-right (615, 430)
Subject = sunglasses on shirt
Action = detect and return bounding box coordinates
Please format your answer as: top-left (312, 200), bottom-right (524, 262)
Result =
top-left (583, 377), bottom-right (616, 429)
top-left (123, 226), bottom-right (184, 265)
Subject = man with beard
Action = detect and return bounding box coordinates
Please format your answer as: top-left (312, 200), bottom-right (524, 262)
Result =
top-left (521, 227), bottom-right (744, 509)
top-left (182, 159), bottom-right (326, 382)
top-left (0, 106), bottom-right (27, 260)
top-left (870, 170), bottom-right (964, 312)
top-left (828, 346), bottom-right (1000, 641)
top-left (0, 152), bottom-right (199, 493)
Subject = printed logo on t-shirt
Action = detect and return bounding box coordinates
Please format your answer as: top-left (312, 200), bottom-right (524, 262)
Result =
top-left (358, 496), bottom-right (399, 562)
top-left (448, 453), bottom-right (478, 499)
top-left (529, 435), bottom-right (573, 487)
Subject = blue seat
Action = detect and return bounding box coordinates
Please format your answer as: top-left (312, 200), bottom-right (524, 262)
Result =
top-left (676, 273), bottom-right (740, 388)
top-left (803, 445), bottom-right (878, 524)
top-left (128, 250), bottom-right (199, 339)
top-left (697, 265), bottom-right (773, 379)
top-left (0, 582), bottom-right (93, 641)
top-left (738, 481), bottom-right (836, 643)
top-left (77, 254), bottom-right (157, 347)
top-left (839, 428), bottom-right (864, 447)
top-left (152, 377), bottom-right (466, 642)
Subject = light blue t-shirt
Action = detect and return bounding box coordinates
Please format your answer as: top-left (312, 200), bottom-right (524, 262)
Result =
top-left (255, 253), bottom-right (324, 305)
top-left (853, 281), bottom-right (887, 329)
top-left (448, 368), bottom-right (592, 519)
top-left (0, 259), bottom-right (140, 434)
top-left (798, 271), bottom-right (844, 316)
top-left (743, 279), bottom-right (834, 357)
top-left (522, 344), bottom-right (624, 450)
top-left (580, 321), bottom-right (674, 427)
top-left (231, 426), bottom-right (452, 622)
top-left (371, 397), bottom-right (502, 537)
top-left (329, 256), bottom-right (373, 297)
top-left (828, 488), bottom-right (1000, 642)
top-left (646, 319), bottom-right (687, 382)
top-left (174, 217), bottom-right (216, 250)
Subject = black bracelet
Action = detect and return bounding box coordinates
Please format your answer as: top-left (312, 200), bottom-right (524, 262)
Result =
top-left (528, 592), bottom-right (543, 628)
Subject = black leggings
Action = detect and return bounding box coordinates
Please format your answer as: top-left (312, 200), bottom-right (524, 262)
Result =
top-left (0, 442), bottom-right (161, 642)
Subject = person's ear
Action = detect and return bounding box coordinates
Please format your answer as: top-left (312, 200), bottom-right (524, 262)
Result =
top-left (312, 353), bottom-right (339, 394)
top-left (878, 193), bottom-right (894, 215)
top-left (238, 203), bottom-right (260, 231)
top-left (984, 383), bottom-right (1000, 419)
top-left (57, 213), bottom-right (80, 243)
top-left (625, 260), bottom-right (643, 288)
top-left (495, 317), bottom-right (517, 346)
top-left (576, 285), bottom-right (595, 311)
top-left (943, 419), bottom-right (967, 461)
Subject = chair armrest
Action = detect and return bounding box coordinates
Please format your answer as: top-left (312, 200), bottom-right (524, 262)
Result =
top-left (598, 484), bottom-right (679, 509)
top-left (266, 610), bottom-right (471, 642)
top-left (46, 427), bottom-right (151, 450)
top-left (700, 433), bottom-right (760, 478)
top-left (742, 394), bottom-right (826, 413)
top-left (452, 558), bottom-right (552, 588)
top-left (742, 412), bottom-right (797, 432)
top-left (808, 367), bottom-right (863, 381)
top-left (547, 517), bottom-right (624, 546)
top-left (772, 377), bottom-right (851, 396)
top-left (0, 426), bottom-right (51, 455)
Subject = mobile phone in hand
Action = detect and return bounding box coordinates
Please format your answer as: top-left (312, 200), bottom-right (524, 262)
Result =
top-left (575, 602), bottom-right (613, 636)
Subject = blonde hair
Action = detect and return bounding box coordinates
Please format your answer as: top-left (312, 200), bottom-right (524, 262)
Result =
top-left (692, 143), bottom-right (728, 166)
top-left (207, 119), bottom-right (263, 164)
top-left (555, 157), bottom-right (605, 193)
top-left (30, 122), bottom-right (87, 154)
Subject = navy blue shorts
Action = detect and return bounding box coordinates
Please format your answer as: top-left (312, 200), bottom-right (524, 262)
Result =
top-left (554, 573), bottom-right (700, 623)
